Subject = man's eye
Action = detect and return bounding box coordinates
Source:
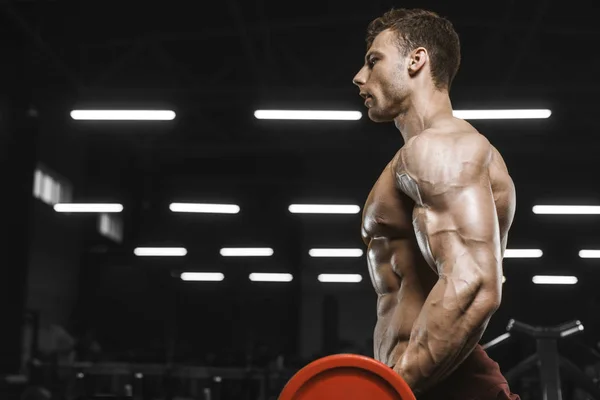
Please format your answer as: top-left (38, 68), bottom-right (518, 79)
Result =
top-left (368, 58), bottom-right (378, 67)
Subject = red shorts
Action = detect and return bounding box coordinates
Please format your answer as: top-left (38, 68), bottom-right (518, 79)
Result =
top-left (418, 345), bottom-right (520, 400)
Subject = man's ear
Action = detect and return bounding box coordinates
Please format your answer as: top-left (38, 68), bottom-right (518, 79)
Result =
top-left (407, 47), bottom-right (428, 76)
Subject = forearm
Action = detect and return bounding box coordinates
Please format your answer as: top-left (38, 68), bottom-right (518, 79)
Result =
top-left (394, 275), bottom-right (498, 394)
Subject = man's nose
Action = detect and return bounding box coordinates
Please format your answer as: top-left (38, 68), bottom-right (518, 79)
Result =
top-left (352, 67), bottom-right (366, 87)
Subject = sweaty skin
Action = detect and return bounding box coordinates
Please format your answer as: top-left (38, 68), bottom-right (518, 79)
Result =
top-left (361, 122), bottom-right (516, 395)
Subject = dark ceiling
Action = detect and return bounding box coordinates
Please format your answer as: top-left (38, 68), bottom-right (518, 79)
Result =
top-left (5, 0), bottom-right (600, 274)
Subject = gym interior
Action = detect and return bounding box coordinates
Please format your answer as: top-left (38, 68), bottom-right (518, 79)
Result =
top-left (1, 1), bottom-right (599, 399)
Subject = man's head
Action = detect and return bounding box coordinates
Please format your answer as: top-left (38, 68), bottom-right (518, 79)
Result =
top-left (352, 8), bottom-right (461, 122)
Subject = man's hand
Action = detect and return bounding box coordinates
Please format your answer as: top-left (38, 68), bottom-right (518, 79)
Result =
top-left (392, 364), bottom-right (421, 396)
top-left (393, 131), bottom-right (503, 394)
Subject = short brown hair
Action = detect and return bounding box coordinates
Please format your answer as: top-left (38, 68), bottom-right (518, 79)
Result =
top-left (366, 8), bottom-right (461, 90)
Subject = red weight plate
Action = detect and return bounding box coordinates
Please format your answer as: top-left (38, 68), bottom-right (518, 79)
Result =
top-left (279, 353), bottom-right (416, 400)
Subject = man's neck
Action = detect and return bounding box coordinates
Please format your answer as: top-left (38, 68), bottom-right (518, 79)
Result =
top-left (393, 88), bottom-right (454, 143)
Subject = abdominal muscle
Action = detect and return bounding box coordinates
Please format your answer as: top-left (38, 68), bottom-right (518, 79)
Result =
top-left (372, 260), bottom-right (437, 367)
top-left (374, 293), bottom-right (412, 367)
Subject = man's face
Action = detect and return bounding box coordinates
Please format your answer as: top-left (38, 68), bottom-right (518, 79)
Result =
top-left (353, 29), bottom-right (409, 122)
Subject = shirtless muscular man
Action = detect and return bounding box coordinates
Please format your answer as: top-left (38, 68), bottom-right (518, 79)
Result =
top-left (353, 9), bottom-right (519, 400)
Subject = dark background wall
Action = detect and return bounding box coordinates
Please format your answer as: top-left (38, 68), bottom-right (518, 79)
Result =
top-left (2, 0), bottom-right (600, 386)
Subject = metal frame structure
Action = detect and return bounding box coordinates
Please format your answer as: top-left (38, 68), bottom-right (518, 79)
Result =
top-left (484, 319), bottom-right (600, 400)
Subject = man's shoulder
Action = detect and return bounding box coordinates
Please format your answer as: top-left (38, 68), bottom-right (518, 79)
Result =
top-left (404, 128), bottom-right (492, 169)
top-left (399, 128), bottom-right (493, 186)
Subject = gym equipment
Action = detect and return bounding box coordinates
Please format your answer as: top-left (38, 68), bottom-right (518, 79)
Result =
top-left (483, 319), bottom-right (600, 400)
top-left (278, 353), bottom-right (416, 400)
